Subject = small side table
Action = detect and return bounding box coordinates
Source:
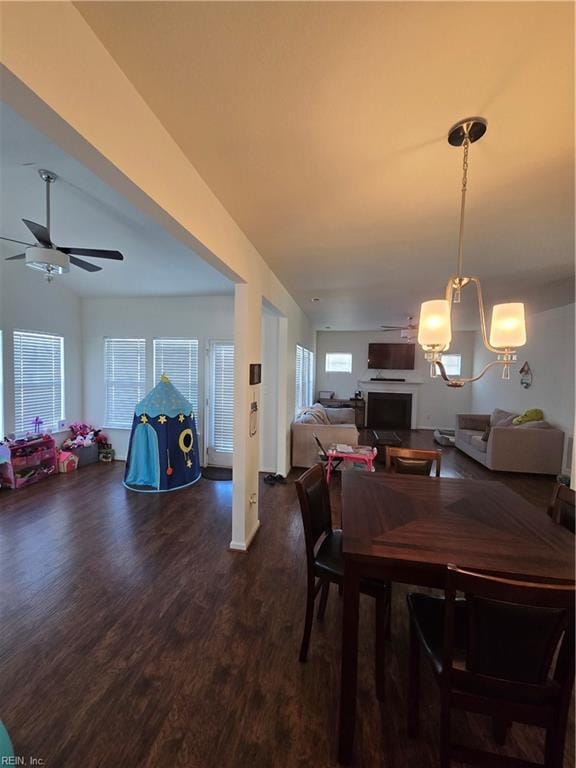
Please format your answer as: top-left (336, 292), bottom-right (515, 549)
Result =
top-left (325, 446), bottom-right (377, 483)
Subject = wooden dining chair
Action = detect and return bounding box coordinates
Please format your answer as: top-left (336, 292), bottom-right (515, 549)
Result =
top-left (385, 446), bottom-right (442, 477)
top-left (547, 482), bottom-right (575, 534)
top-left (295, 464), bottom-right (390, 699)
top-left (407, 565), bottom-right (575, 768)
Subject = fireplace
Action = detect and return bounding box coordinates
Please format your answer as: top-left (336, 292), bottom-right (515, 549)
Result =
top-left (367, 392), bottom-right (412, 430)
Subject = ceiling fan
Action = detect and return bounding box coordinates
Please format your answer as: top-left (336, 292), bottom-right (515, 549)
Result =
top-left (1, 169), bottom-right (124, 281)
top-left (380, 316), bottom-right (419, 340)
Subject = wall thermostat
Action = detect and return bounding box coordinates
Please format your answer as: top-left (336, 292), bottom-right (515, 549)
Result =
top-left (249, 363), bottom-right (262, 385)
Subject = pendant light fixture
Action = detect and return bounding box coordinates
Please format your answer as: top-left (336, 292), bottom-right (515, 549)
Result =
top-left (418, 117), bottom-right (527, 387)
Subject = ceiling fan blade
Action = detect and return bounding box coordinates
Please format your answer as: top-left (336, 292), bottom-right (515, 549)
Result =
top-left (59, 247), bottom-right (123, 260)
top-left (22, 219), bottom-right (52, 247)
top-left (69, 255), bottom-right (102, 272)
top-left (0, 235), bottom-right (34, 247)
top-left (5, 253), bottom-right (26, 261)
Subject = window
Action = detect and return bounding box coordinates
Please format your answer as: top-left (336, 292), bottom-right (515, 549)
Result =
top-left (13, 330), bottom-right (64, 434)
top-left (153, 338), bottom-right (199, 415)
top-left (209, 342), bottom-right (235, 454)
top-left (440, 353), bottom-right (462, 376)
top-left (295, 345), bottom-right (314, 414)
top-left (104, 338), bottom-right (146, 428)
top-left (325, 352), bottom-right (352, 373)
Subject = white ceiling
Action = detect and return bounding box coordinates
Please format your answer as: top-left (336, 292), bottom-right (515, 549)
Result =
top-left (0, 103), bottom-right (233, 298)
top-left (77, 1), bottom-right (575, 329)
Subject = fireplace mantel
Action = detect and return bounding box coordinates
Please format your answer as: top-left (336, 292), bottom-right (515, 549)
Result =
top-left (358, 379), bottom-right (423, 386)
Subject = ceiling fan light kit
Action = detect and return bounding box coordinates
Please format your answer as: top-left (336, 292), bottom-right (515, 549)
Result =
top-left (380, 315), bottom-right (418, 341)
top-left (1, 168), bottom-right (124, 282)
top-left (26, 246), bottom-right (70, 280)
top-left (418, 117), bottom-right (527, 387)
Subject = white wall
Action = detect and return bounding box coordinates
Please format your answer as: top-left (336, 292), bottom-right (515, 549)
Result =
top-left (471, 303), bottom-right (575, 470)
top-left (315, 330), bottom-right (475, 429)
top-left (82, 295), bottom-right (234, 460)
top-left (0, 265), bottom-right (83, 441)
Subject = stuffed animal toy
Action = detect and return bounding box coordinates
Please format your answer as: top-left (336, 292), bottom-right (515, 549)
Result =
top-left (512, 408), bottom-right (544, 425)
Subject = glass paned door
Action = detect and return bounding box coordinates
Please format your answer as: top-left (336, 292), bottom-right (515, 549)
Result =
top-left (206, 341), bottom-right (234, 467)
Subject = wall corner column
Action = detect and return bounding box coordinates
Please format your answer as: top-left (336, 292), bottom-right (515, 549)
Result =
top-left (230, 282), bottom-right (262, 551)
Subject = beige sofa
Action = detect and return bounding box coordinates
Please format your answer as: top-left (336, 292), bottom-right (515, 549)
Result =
top-left (291, 404), bottom-right (359, 468)
top-left (455, 411), bottom-right (564, 475)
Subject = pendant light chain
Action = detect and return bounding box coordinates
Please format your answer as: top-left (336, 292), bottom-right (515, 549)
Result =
top-left (456, 137), bottom-right (470, 286)
top-left (46, 176), bottom-right (51, 234)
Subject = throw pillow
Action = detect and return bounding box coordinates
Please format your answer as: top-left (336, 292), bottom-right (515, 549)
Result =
top-left (490, 408), bottom-right (517, 427)
top-left (512, 408), bottom-right (544, 426)
top-left (298, 406), bottom-right (329, 425)
top-left (481, 426), bottom-right (491, 442)
top-left (515, 420), bottom-right (550, 429)
top-left (327, 408), bottom-right (355, 425)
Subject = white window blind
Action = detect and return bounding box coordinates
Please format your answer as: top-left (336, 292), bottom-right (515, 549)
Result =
top-left (325, 352), bottom-right (352, 373)
top-left (440, 353), bottom-right (462, 376)
top-left (210, 342), bottom-right (235, 453)
top-left (14, 330), bottom-right (64, 434)
top-left (153, 338), bottom-right (199, 415)
top-left (104, 338), bottom-right (146, 428)
top-left (295, 345), bottom-right (314, 415)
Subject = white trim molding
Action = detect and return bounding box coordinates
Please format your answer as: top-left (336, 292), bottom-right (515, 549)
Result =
top-left (229, 520), bottom-right (261, 552)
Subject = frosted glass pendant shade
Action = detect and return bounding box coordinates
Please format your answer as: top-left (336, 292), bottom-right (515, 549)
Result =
top-left (418, 300), bottom-right (452, 347)
top-left (489, 303), bottom-right (526, 348)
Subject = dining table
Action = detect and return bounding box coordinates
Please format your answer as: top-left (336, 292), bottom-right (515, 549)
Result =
top-left (337, 471), bottom-right (575, 765)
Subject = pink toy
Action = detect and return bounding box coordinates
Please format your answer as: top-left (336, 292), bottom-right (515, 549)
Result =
top-left (325, 445), bottom-right (377, 483)
top-left (57, 450), bottom-right (79, 474)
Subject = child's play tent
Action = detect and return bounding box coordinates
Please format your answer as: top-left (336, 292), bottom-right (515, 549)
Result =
top-left (123, 375), bottom-right (201, 492)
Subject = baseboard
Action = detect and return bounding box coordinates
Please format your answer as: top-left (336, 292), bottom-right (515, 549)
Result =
top-left (229, 520), bottom-right (261, 552)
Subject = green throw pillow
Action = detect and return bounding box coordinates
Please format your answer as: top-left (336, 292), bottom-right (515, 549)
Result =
top-left (512, 408), bottom-right (544, 426)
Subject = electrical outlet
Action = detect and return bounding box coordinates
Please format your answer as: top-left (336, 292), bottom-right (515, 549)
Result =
top-left (249, 493), bottom-right (257, 505)
top-left (57, 419), bottom-right (67, 431)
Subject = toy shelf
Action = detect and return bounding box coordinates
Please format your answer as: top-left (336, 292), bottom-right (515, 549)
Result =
top-left (0, 435), bottom-right (57, 490)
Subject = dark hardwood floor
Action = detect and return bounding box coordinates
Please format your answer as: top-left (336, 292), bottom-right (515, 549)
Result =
top-left (0, 432), bottom-right (572, 767)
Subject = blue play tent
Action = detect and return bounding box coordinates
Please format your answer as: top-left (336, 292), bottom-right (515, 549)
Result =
top-left (123, 375), bottom-right (201, 492)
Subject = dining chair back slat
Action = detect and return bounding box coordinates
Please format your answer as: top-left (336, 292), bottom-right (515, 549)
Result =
top-left (407, 564), bottom-right (575, 768)
top-left (547, 483), bottom-right (575, 534)
top-left (385, 446), bottom-right (442, 477)
top-left (295, 463), bottom-right (332, 561)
